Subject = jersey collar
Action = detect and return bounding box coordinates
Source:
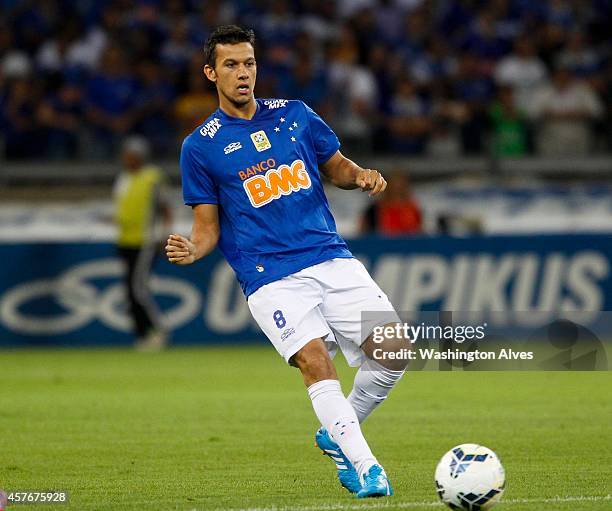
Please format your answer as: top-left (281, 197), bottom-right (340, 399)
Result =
top-left (216, 99), bottom-right (261, 124)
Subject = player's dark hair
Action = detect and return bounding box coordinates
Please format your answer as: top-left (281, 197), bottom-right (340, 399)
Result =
top-left (204, 25), bottom-right (255, 68)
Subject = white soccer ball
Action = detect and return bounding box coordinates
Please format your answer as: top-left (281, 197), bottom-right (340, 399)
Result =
top-left (435, 444), bottom-right (506, 510)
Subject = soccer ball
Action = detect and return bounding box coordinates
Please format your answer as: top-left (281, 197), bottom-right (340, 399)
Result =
top-left (435, 444), bottom-right (505, 510)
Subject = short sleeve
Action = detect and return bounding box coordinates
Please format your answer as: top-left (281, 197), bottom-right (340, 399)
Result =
top-left (302, 102), bottom-right (340, 164)
top-left (180, 138), bottom-right (219, 206)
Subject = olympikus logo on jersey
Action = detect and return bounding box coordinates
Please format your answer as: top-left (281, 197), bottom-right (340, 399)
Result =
top-left (263, 99), bottom-right (288, 109)
top-left (243, 159), bottom-right (311, 208)
top-left (200, 118), bottom-right (222, 138)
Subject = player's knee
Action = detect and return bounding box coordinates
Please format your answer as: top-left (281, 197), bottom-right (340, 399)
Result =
top-left (294, 351), bottom-right (334, 378)
top-left (376, 350), bottom-right (410, 371)
top-left (362, 331), bottom-right (411, 371)
top-left (292, 339), bottom-right (337, 385)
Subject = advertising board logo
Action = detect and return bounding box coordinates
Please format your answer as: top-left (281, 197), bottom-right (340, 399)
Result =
top-left (0, 259), bottom-right (201, 335)
top-left (367, 251), bottom-right (609, 324)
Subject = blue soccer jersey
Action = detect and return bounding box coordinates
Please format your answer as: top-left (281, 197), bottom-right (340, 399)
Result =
top-left (180, 98), bottom-right (353, 296)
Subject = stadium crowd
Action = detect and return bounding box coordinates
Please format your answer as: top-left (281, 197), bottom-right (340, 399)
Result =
top-left (1, 0), bottom-right (611, 160)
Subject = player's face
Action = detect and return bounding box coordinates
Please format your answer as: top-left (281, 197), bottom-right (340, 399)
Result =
top-left (205, 42), bottom-right (257, 107)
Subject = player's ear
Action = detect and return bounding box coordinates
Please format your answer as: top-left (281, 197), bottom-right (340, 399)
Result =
top-left (203, 65), bottom-right (216, 84)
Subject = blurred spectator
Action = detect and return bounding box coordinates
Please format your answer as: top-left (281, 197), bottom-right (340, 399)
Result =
top-left (292, 30), bottom-right (324, 67)
top-left (360, 172), bottom-right (422, 236)
top-left (545, 0), bottom-right (574, 29)
top-left (410, 38), bottom-right (456, 87)
top-left (163, 0), bottom-right (190, 31)
top-left (298, 0), bottom-right (338, 42)
top-left (487, 0), bottom-right (524, 41)
top-left (9, 0), bottom-right (54, 55)
top-left (1, 77), bottom-right (41, 159)
top-left (395, 9), bottom-right (429, 62)
top-left (489, 86), bottom-right (528, 157)
top-left (460, 9), bottom-right (511, 62)
top-left (494, 38), bottom-right (547, 111)
top-left (374, 0), bottom-right (407, 44)
top-left (530, 67), bottom-right (603, 155)
top-left (430, 82), bottom-right (470, 153)
top-left (279, 55), bottom-right (329, 113)
top-left (437, 0), bottom-right (476, 39)
top-left (188, 1), bottom-right (237, 48)
top-left (367, 43), bottom-right (403, 150)
top-left (605, 64), bottom-right (612, 151)
top-left (427, 120), bottom-right (462, 158)
top-left (453, 53), bottom-right (495, 154)
top-left (133, 60), bottom-right (176, 156)
top-left (327, 24), bottom-right (378, 150)
top-left (114, 136), bottom-right (170, 351)
top-left (338, 0), bottom-right (377, 19)
top-left (258, 0), bottom-right (298, 45)
top-left (68, 4), bottom-right (120, 70)
top-left (388, 78), bottom-right (431, 154)
top-left (556, 31), bottom-right (602, 79)
top-left (174, 68), bottom-right (218, 138)
top-left (123, 3), bottom-right (166, 63)
top-left (1, 50), bottom-right (32, 80)
top-left (0, 21), bottom-right (14, 59)
top-left (35, 18), bottom-right (83, 76)
top-left (349, 7), bottom-right (381, 65)
top-left (84, 46), bottom-right (137, 158)
top-left (538, 22), bottom-right (568, 68)
top-left (160, 20), bottom-right (195, 80)
top-left (37, 79), bottom-right (83, 159)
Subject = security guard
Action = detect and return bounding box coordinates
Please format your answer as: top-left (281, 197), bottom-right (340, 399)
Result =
top-left (114, 136), bottom-right (171, 350)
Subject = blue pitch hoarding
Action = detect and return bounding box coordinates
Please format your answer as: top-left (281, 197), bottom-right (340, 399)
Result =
top-left (0, 235), bottom-right (611, 346)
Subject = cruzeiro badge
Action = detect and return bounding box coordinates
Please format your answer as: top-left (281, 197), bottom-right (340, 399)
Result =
top-left (250, 130), bottom-right (272, 152)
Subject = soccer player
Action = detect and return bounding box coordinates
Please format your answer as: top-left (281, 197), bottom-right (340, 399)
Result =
top-left (166, 25), bottom-right (409, 498)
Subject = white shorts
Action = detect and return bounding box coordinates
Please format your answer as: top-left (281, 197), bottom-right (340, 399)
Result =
top-left (247, 258), bottom-right (400, 367)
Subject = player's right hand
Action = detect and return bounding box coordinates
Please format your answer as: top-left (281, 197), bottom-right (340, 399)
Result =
top-left (166, 234), bottom-right (196, 265)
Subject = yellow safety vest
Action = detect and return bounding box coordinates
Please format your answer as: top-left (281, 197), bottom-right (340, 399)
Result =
top-left (114, 165), bottom-right (164, 248)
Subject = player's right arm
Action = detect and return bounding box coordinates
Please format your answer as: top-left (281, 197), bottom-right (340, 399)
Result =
top-left (165, 204), bottom-right (219, 265)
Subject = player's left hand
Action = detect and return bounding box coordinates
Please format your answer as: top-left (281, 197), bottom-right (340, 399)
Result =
top-left (356, 169), bottom-right (387, 197)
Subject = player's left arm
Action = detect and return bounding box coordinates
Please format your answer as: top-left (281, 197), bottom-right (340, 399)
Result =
top-left (320, 150), bottom-right (387, 196)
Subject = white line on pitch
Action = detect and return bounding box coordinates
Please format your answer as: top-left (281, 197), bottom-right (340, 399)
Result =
top-left (211, 494), bottom-right (612, 511)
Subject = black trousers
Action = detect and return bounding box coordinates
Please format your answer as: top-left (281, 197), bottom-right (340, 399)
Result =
top-left (118, 246), bottom-right (160, 338)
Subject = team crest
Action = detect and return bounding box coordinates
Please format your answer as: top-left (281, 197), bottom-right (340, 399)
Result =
top-left (250, 130), bottom-right (272, 152)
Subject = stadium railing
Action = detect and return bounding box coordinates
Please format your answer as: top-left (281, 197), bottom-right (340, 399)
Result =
top-left (1, 156), bottom-right (611, 185)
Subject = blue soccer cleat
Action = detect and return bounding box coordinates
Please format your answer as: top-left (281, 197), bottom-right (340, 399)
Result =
top-left (357, 464), bottom-right (394, 498)
top-left (315, 427), bottom-right (361, 494)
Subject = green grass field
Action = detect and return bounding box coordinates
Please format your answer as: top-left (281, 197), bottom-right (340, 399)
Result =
top-left (0, 346), bottom-right (610, 511)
